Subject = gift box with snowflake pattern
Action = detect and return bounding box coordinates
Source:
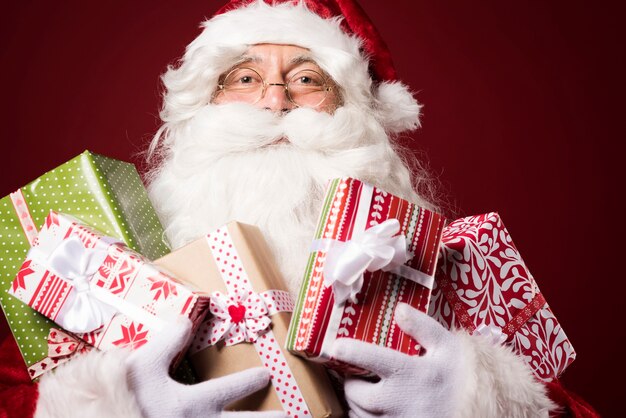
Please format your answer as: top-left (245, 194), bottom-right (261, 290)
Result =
top-left (8, 211), bottom-right (209, 363)
top-left (0, 151), bottom-right (171, 378)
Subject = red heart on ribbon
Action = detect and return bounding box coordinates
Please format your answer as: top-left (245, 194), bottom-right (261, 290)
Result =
top-left (228, 304), bottom-right (246, 324)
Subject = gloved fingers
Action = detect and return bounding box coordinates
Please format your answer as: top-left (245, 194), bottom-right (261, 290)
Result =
top-left (395, 302), bottom-right (451, 350)
top-left (129, 316), bottom-right (193, 368)
top-left (346, 400), bottom-right (376, 418)
top-left (222, 411), bottom-right (288, 418)
top-left (202, 366), bottom-right (272, 408)
top-left (332, 338), bottom-right (407, 378)
top-left (343, 377), bottom-right (383, 413)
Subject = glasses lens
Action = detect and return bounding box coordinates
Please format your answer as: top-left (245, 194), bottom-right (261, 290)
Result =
top-left (288, 70), bottom-right (329, 107)
top-left (222, 67), bottom-right (264, 103)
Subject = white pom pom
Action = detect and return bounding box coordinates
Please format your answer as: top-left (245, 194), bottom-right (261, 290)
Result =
top-left (376, 82), bottom-right (422, 134)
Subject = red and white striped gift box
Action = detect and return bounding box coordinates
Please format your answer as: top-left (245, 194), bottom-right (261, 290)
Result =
top-left (287, 178), bottom-right (446, 375)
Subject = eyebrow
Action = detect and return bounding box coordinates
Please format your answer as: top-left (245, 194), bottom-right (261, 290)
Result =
top-left (289, 56), bottom-right (316, 66)
top-left (237, 54), bottom-right (316, 67)
top-left (234, 56), bottom-right (257, 65)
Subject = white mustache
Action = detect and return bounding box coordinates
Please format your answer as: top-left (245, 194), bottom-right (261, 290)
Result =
top-left (182, 103), bottom-right (280, 153)
top-left (182, 102), bottom-right (380, 155)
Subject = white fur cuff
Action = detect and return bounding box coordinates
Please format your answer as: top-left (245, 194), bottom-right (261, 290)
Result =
top-left (35, 349), bottom-right (143, 418)
top-left (455, 331), bottom-right (558, 418)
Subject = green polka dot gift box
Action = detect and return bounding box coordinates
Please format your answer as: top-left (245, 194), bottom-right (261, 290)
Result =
top-left (0, 150), bottom-right (171, 379)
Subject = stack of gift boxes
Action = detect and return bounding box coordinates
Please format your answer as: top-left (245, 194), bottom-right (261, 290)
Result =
top-left (1, 152), bottom-right (576, 416)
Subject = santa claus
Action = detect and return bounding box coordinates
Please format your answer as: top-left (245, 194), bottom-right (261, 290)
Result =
top-left (2, 0), bottom-right (598, 417)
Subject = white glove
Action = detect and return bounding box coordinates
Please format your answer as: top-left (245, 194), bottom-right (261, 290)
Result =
top-left (126, 317), bottom-right (287, 418)
top-left (331, 303), bottom-right (469, 418)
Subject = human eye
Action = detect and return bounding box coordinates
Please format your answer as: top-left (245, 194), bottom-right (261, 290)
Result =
top-left (223, 68), bottom-right (263, 90)
top-left (290, 69), bottom-right (325, 88)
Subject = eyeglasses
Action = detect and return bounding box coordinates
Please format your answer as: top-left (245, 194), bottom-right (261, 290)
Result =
top-left (216, 67), bottom-right (334, 108)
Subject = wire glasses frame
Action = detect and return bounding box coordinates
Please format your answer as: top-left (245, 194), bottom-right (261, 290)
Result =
top-left (216, 67), bottom-right (334, 108)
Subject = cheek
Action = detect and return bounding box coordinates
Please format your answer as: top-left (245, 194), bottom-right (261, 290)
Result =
top-left (316, 90), bottom-right (341, 114)
top-left (212, 91), bottom-right (226, 104)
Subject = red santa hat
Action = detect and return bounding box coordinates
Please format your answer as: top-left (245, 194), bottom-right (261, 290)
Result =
top-left (167, 0), bottom-right (421, 134)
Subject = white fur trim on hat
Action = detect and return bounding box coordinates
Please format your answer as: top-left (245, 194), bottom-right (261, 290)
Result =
top-left (160, 0), bottom-right (421, 134)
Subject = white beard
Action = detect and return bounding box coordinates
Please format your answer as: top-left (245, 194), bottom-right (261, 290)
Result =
top-left (147, 102), bottom-right (428, 295)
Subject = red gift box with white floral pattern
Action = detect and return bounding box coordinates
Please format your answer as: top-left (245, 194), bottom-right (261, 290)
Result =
top-left (8, 211), bottom-right (210, 351)
top-left (428, 212), bottom-right (576, 381)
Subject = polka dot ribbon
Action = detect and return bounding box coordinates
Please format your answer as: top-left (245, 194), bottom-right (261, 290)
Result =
top-left (27, 327), bottom-right (93, 379)
top-left (191, 227), bottom-right (310, 417)
top-left (10, 189), bottom-right (39, 246)
top-left (201, 288), bottom-right (294, 347)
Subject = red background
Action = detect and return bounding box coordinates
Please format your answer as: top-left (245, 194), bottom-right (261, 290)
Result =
top-left (1, 1), bottom-right (621, 414)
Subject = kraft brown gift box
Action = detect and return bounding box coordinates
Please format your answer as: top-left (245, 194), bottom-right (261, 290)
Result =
top-left (154, 222), bottom-right (343, 417)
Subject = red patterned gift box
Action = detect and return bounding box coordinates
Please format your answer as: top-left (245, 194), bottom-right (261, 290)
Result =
top-left (8, 211), bottom-right (210, 352)
top-left (428, 212), bottom-right (576, 381)
top-left (287, 178), bottom-right (446, 375)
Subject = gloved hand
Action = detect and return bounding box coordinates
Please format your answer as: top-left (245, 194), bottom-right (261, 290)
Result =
top-left (126, 317), bottom-right (287, 418)
top-left (331, 303), bottom-right (469, 418)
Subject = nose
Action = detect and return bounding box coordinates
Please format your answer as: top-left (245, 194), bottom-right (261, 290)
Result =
top-left (257, 83), bottom-right (296, 113)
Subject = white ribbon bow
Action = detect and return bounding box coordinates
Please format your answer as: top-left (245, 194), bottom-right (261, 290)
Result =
top-left (27, 235), bottom-right (118, 333)
top-left (474, 324), bottom-right (508, 345)
top-left (206, 290), bottom-right (272, 346)
top-left (313, 219), bottom-right (434, 305)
